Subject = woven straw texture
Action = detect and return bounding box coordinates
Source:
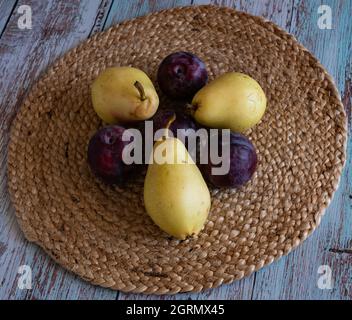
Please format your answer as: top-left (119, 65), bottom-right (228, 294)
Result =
top-left (8, 5), bottom-right (347, 294)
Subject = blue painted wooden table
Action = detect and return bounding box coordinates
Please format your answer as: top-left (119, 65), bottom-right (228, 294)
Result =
top-left (0, 0), bottom-right (351, 300)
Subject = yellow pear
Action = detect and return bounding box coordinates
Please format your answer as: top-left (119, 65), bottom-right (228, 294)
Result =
top-left (191, 72), bottom-right (267, 132)
top-left (144, 116), bottom-right (211, 240)
top-left (91, 67), bottom-right (159, 124)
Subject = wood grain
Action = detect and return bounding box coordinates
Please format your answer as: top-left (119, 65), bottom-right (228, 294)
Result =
top-left (0, 0), bottom-right (17, 37)
top-left (0, 0), bottom-right (350, 300)
top-left (0, 0), bottom-right (117, 300)
top-left (104, 0), bottom-right (194, 27)
top-left (89, 0), bottom-right (114, 36)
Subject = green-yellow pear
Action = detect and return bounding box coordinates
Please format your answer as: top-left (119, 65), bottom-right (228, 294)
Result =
top-left (91, 67), bottom-right (159, 124)
top-left (191, 72), bottom-right (267, 132)
top-left (144, 116), bottom-right (211, 240)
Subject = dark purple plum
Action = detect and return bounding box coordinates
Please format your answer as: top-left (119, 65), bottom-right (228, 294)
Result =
top-left (87, 125), bottom-right (138, 185)
top-left (137, 109), bottom-right (199, 160)
top-left (157, 51), bottom-right (208, 100)
top-left (152, 109), bottom-right (198, 146)
top-left (200, 131), bottom-right (257, 188)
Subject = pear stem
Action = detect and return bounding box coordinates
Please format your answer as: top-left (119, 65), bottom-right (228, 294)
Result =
top-left (134, 81), bottom-right (146, 101)
top-left (163, 113), bottom-right (176, 139)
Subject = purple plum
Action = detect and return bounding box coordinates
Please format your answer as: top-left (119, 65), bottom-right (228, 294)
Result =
top-left (200, 131), bottom-right (258, 188)
top-left (87, 125), bottom-right (138, 184)
top-left (157, 51), bottom-right (208, 100)
top-left (152, 109), bottom-right (198, 146)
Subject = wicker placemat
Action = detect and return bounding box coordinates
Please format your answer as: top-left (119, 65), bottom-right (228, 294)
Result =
top-left (8, 5), bottom-right (347, 294)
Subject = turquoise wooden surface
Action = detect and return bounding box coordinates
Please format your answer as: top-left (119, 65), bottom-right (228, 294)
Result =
top-left (0, 1), bottom-right (16, 36)
top-left (0, 0), bottom-right (350, 300)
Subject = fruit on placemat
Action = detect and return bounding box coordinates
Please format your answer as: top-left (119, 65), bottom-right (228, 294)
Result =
top-left (191, 72), bottom-right (267, 132)
top-left (91, 67), bottom-right (159, 124)
top-left (157, 51), bottom-right (208, 100)
top-left (87, 125), bottom-right (137, 184)
top-left (144, 115), bottom-right (211, 240)
top-left (152, 109), bottom-right (198, 150)
top-left (200, 131), bottom-right (257, 188)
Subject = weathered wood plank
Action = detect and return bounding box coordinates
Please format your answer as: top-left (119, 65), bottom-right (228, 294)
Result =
top-left (104, 0), bottom-right (194, 27)
top-left (0, 0), bottom-right (117, 300)
top-left (251, 0), bottom-right (352, 300)
top-left (89, 0), bottom-right (114, 36)
top-left (209, 0), bottom-right (295, 30)
top-left (19, 252), bottom-right (117, 300)
top-left (0, 0), bottom-right (17, 37)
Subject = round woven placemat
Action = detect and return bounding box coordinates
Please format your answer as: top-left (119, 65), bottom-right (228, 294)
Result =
top-left (8, 5), bottom-right (347, 294)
